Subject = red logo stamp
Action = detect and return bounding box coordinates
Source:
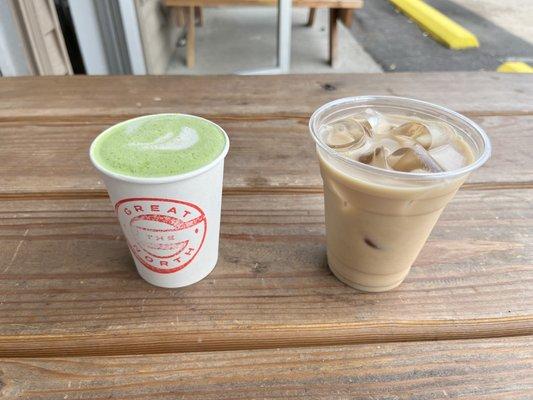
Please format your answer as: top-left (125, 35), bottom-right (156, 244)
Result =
top-left (115, 198), bottom-right (207, 274)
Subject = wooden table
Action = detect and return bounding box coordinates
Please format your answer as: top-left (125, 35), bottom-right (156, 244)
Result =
top-left (0, 73), bottom-right (532, 398)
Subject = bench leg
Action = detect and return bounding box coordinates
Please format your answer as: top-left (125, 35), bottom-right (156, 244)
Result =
top-left (187, 6), bottom-right (195, 68)
top-left (329, 9), bottom-right (338, 67)
top-left (195, 6), bottom-right (203, 27)
top-left (307, 8), bottom-right (316, 27)
top-left (339, 9), bottom-right (353, 27)
top-left (176, 7), bottom-right (185, 27)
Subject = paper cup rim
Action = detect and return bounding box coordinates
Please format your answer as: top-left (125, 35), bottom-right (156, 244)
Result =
top-left (90, 113), bottom-right (230, 184)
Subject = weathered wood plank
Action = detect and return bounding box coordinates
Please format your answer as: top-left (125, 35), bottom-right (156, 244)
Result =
top-left (1, 337), bottom-right (532, 399)
top-left (0, 189), bottom-right (531, 356)
top-left (1, 73), bottom-right (532, 123)
top-left (0, 115), bottom-right (531, 197)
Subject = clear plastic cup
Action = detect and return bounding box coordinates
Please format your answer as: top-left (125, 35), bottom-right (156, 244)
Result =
top-left (309, 96), bottom-right (491, 292)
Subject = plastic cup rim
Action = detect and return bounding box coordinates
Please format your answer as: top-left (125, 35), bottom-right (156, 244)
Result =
top-left (309, 95), bottom-right (492, 181)
top-left (90, 113), bottom-right (230, 184)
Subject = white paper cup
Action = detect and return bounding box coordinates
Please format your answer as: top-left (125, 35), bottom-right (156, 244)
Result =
top-left (90, 114), bottom-right (230, 288)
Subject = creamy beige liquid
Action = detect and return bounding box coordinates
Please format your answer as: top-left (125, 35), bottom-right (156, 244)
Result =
top-left (317, 109), bottom-right (475, 291)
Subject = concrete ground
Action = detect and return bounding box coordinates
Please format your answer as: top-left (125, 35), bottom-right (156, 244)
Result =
top-left (455, 0), bottom-right (533, 45)
top-left (349, 0), bottom-right (533, 72)
top-left (166, 1), bottom-right (533, 74)
top-left (166, 7), bottom-right (382, 74)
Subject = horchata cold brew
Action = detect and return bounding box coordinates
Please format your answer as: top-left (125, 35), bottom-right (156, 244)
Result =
top-left (309, 96), bottom-right (491, 292)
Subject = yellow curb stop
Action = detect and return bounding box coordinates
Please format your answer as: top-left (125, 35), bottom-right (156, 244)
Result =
top-left (390, 0), bottom-right (479, 50)
top-left (497, 62), bottom-right (533, 73)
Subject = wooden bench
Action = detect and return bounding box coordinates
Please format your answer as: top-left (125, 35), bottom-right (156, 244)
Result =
top-left (165, 0), bottom-right (364, 68)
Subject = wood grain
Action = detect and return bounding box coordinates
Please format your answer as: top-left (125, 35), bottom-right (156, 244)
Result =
top-left (1, 337), bottom-right (531, 399)
top-left (0, 115), bottom-right (531, 197)
top-left (0, 189), bottom-right (531, 356)
top-left (166, 0), bottom-right (363, 8)
top-left (1, 74), bottom-right (531, 393)
top-left (1, 73), bottom-right (533, 123)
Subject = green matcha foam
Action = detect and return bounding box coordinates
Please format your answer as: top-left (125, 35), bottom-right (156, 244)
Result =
top-left (92, 114), bottom-right (227, 178)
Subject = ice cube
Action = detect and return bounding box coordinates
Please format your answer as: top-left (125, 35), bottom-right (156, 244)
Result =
top-left (344, 140), bottom-right (373, 161)
top-left (322, 118), bottom-right (368, 149)
top-left (323, 128), bottom-right (357, 149)
top-left (359, 146), bottom-right (390, 169)
top-left (379, 137), bottom-right (403, 154)
top-left (358, 151), bottom-right (373, 165)
top-left (429, 143), bottom-right (466, 171)
top-left (390, 143), bottom-right (444, 173)
top-left (357, 118), bottom-right (374, 137)
top-left (426, 121), bottom-right (455, 149)
top-left (364, 109), bottom-right (380, 131)
top-left (364, 109), bottom-right (394, 135)
top-left (391, 122), bottom-right (432, 149)
top-left (390, 120), bottom-right (457, 150)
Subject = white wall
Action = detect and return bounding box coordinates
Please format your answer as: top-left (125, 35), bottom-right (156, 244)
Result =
top-left (0, 0), bottom-right (32, 76)
top-left (118, 0), bottom-right (147, 75)
top-left (135, 0), bottom-right (179, 74)
top-left (69, 0), bottom-right (110, 75)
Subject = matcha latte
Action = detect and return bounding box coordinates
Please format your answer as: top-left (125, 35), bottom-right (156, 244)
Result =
top-left (91, 114), bottom-right (227, 178)
top-left (90, 113), bottom-right (229, 288)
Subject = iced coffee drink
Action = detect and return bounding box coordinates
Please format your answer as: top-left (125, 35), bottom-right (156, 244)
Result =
top-left (309, 96), bottom-right (491, 292)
